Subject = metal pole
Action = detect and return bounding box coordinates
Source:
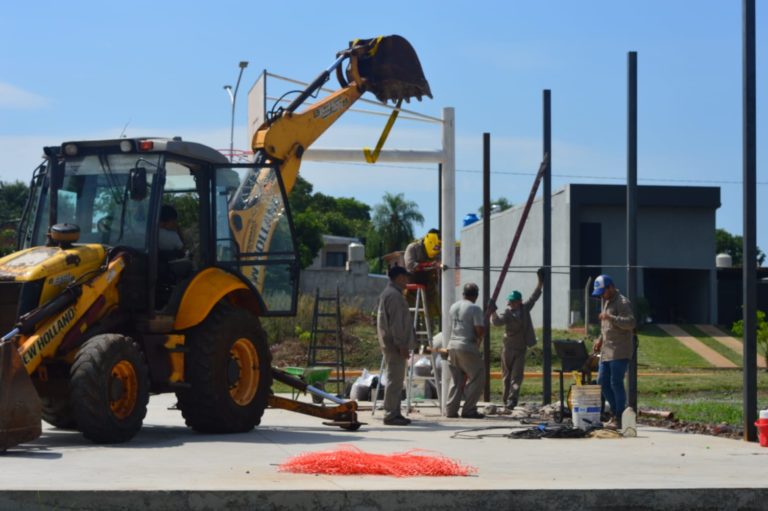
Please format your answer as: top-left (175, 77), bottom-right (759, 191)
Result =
top-left (226, 61), bottom-right (249, 162)
top-left (438, 163), bottom-right (443, 236)
top-left (742, 0), bottom-right (757, 442)
top-left (627, 51), bottom-right (638, 411)
top-left (483, 133), bottom-right (491, 401)
top-left (440, 108), bottom-right (456, 348)
top-left (542, 90), bottom-right (552, 405)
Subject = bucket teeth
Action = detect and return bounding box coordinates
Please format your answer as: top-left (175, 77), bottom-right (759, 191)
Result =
top-left (349, 35), bottom-right (432, 104)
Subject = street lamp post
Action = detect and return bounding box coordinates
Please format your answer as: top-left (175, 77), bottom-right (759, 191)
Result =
top-left (223, 60), bottom-right (249, 162)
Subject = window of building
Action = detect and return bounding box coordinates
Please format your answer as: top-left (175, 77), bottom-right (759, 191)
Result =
top-left (325, 251), bottom-right (347, 268)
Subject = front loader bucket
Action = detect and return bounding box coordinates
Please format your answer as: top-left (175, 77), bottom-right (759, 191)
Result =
top-left (0, 342), bottom-right (42, 450)
top-left (350, 35), bottom-right (432, 104)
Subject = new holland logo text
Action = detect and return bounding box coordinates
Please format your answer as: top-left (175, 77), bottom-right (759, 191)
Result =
top-left (21, 307), bottom-right (76, 365)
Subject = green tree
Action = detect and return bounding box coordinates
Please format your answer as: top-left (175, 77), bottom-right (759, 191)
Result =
top-left (0, 181), bottom-right (30, 223)
top-left (0, 180), bottom-right (30, 256)
top-left (292, 212), bottom-right (324, 269)
top-left (716, 228), bottom-right (765, 266)
top-left (287, 175), bottom-right (372, 269)
top-left (732, 310), bottom-right (768, 370)
top-left (371, 192), bottom-right (424, 255)
top-left (477, 196), bottom-right (512, 216)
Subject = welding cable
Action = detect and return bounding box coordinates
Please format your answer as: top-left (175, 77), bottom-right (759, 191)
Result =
top-left (450, 425), bottom-right (535, 440)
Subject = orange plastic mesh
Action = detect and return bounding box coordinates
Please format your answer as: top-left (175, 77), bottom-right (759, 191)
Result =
top-left (278, 445), bottom-right (477, 477)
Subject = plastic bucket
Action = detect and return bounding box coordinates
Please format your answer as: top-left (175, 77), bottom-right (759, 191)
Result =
top-left (755, 418), bottom-right (768, 447)
top-left (571, 385), bottom-right (602, 430)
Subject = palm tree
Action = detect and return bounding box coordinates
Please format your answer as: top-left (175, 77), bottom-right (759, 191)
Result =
top-left (371, 192), bottom-right (424, 254)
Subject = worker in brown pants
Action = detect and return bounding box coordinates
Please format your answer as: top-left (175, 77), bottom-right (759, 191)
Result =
top-left (489, 268), bottom-right (544, 410)
top-left (376, 266), bottom-right (417, 426)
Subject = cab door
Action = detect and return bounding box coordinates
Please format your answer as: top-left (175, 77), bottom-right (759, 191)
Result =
top-left (212, 163), bottom-right (299, 316)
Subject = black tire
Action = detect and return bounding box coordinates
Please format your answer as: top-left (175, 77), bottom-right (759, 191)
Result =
top-left (176, 303), bottom-right (272, 433)
top-left (70, 334), bottom-right (150, 444)
top-left (41, 392), bottom-right (77, 430)
top-left (312, 382), bottom-right (325, 404)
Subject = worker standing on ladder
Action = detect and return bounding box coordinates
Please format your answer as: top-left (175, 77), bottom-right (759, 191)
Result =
top-left (376, 266), bottom-right (417, 426)
top-left (404, 229), bottom-right (441, 326)
top-left (489, 267), bottom-right (544, 411)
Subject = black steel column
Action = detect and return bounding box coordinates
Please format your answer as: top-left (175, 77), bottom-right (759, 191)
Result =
top-left (742, 0), bottom-right (757, 442)
top-left (483, 133), bottom-right (492, 401)
top-left (542, 90), bottom-right (552, 404)
top-left (627, 51), bottom-right (638, 410)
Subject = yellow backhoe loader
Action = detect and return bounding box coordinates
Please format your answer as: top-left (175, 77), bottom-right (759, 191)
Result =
top-left (0, 35), bottom-right (430, 449)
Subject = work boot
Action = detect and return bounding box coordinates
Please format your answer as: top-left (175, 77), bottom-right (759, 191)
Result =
top-left (384, 415), bottom-right (412, 426)
top-left (461, 411), bottom-right (485, 419)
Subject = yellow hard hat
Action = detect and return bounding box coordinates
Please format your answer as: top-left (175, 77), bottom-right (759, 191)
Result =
top-left (423, 230), bottom-right (441, 259)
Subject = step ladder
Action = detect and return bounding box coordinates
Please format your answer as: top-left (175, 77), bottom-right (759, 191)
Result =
top-left (372, 283), bottom-right (442, 416)
top-left (306, 287), bottom-right (345, 398)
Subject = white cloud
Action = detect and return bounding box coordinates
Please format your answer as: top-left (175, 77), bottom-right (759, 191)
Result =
top-left (0, 82), bottom-right (50, 109)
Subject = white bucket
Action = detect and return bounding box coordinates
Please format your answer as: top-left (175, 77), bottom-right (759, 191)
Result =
top-left (760, 409), bottom-right (768, 420)
top-left (571, 385), bottom-right (602, 430)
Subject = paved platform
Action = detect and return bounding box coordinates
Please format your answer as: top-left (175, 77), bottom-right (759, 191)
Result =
top-left (1, 394), bottom-right (767, 510)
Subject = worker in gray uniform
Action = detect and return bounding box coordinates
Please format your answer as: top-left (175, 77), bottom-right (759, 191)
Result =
top-left (376, 266), bottom-right (417, 426)
top-left (445, 283), bottom-right (486, 419)
top-left (404, 228), bottom-right (441, 323)
top-left (490, 267), bottom-right (544, 410)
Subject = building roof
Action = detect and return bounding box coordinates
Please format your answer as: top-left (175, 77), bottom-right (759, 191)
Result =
top-left (568, 184), bottom-right (720, 209)
top-left (321, 234), bottom-right (361, 245)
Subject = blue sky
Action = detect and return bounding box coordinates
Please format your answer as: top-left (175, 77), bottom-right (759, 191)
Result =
top-left (1, 1), bottom-right (765, 252)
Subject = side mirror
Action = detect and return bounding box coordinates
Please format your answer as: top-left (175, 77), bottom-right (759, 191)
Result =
top-left (128, 167), bottom-right (148, 201)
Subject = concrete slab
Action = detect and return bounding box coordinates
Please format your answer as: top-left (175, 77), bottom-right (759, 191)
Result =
top-left (1, 394), bottom-right (767, 510)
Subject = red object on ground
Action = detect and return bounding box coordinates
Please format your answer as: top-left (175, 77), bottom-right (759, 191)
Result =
top-left (278, 445), bottom-right (477, 477)
top-left (755, 419), bottom-right (768, 447)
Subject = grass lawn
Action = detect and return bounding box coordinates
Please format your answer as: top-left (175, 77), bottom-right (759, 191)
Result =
top-left (679, 324), bottom-right (744, 366)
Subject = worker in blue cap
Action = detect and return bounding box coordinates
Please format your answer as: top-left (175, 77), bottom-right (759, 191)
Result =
top-left (591, 274), bottom-right (636, 429)
top-left (489, 267), bottom-right (544, 410)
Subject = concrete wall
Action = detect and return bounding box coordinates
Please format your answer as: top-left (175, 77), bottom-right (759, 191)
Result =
top-left (460, 188), bottom-right (572, 329)
top-left (299, 263), bottom-right (387, 313)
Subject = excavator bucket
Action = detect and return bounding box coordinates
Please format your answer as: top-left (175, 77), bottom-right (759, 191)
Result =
top-left (0, 341), bottom-right (42, 450)
top-left (350, 35), bottom-right (432, 104)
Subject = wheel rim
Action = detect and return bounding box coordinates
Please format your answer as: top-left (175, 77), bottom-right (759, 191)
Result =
top-left (110, 360), bottom-right (138, 419)
top-left (228, 338), bottom-right (260, 406)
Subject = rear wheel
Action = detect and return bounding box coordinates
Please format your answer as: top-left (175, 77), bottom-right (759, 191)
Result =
top-left (176, 302), bottom-right (271, 433)
top-left (70, 334), bottom-right (150, 443)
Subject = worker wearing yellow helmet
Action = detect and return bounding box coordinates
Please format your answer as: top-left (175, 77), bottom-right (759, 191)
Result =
top-left (403, 228), bottom-right (441, 323)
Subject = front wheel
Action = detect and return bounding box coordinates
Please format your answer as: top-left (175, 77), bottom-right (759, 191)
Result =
top-left (70, 334), bottom-right (150, 443)
top-left (176, 302), bottom-right (272, 433)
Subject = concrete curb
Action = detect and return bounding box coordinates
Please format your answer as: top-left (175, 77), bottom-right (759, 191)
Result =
top-left (3, 488), bottom-right (768, 511)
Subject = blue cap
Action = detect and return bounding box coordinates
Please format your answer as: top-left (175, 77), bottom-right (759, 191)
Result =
top-left (592, 274), bottom-right (613, 297)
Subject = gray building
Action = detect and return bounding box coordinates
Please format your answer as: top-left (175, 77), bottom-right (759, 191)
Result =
top-left (300, 235), bottom-right (386, 312)
top-left (459, 184), bottom-right (721, 329)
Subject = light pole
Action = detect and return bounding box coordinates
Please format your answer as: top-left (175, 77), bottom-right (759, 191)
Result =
top-left (223, 60), bottom-right (249, 162)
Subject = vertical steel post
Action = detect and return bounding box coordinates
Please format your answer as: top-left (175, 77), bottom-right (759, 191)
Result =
top-left (542, 90), bottom-right (552, 404)
top-left (627, 51), bottom-right (638, 410)
top-left (440, 108), bottom-right (456, 357)
top-left (483, 133), bottom-right (492, 401)
top-left (742, 0), bottom-right (758, 442)
top-left (438, 163), bottom-right (443, 237)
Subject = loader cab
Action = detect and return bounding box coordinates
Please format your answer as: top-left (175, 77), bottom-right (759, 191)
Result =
top-left (24, 138), bottom-right (300, 318)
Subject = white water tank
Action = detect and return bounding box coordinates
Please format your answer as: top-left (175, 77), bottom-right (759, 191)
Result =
top-left (716, 253), bottom-right (733, 268)
top-left (348, 242), bottom-right (365, 262)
